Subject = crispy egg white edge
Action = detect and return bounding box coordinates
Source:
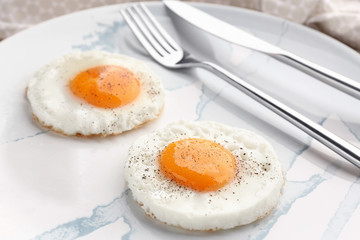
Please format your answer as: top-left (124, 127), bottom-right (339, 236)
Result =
top-left (26, 51), bottom-right (166, 136)
top-left (124, 120), bottom-right (284, 231)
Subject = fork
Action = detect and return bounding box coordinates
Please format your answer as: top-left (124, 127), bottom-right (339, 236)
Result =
top-left (121, 3), bottom-right (360, 168)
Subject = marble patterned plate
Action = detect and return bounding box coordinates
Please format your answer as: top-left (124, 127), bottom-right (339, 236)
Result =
top-left (0, 2), bottom-right (359, 240)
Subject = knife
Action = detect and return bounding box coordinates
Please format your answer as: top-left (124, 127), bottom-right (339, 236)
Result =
top-left (163, 0), bottom-right (360, 100)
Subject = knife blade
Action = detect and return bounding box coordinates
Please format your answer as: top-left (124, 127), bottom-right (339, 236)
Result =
top-left (163, 0), bottom-right (360, 100)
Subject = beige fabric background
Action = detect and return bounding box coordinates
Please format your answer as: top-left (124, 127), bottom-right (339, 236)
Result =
top-left (0, 0), bottom-right (359, 51)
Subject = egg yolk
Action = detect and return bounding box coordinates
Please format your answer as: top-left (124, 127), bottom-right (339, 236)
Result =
top-left (69, 65), bottom-right (140, 108)
top-left (158, 138), bottom-right (236, 192)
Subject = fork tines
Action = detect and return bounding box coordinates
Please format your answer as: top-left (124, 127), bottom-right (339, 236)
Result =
top-left (121, 3), bottom-right (180, 59)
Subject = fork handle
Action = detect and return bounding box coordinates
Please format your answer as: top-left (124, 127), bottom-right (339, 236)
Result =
top-left (200, 61), bottom-right (360, 168)
top-left (272, 51), bottom-right (360, 100)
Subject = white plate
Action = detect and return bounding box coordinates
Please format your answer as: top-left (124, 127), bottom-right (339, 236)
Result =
top-left (1, 2), bottom-right (360, 240)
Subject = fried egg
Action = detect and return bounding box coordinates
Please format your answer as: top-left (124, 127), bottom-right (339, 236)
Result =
top-left (26, 51), bottom-right (165, 136)
top-left (125, 121), bottom-right (284, 231)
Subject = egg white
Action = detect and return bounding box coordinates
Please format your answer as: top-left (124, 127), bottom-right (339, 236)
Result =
top-left (26, 51), bottom-right (165, 136)
top-left (125, 120), bottom-right (284, 231)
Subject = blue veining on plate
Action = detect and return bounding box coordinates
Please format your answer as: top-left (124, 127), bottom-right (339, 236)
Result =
top-left (1, 130), bottom-right (47, 145)
top-left (27, 17), bottom-right (360, 240)
top-left (252, 174), bottom-right (326, 240)
top-left (284, 116), bottom-right (327, 172)
top-left (320, 114), bottom-right (360, 240)
top-left (342, 120), bottom-right (360, 142)
top-left (284, 141), bottom-right (310, 173)
top-left (321, 175), bottom-right (360, 240)
top-left (72, 21), bottom-right (125, 52)
top-left (82, 33), bottom-right (94, 40)
top-left (276, 20), bottom-right (290, 47)
top-left (234, 18), bottom-right (289, 81)
top-left (33, 190), bottom-right (131, 240)
top-left (249, 138), bottom-right (338, 239)
top-left (196, 83), bottom-right (228, 120)
top-left (121, 214), bottom-right (134, 240)
top-left (164, 78), bottom-right (198, 91)
top-left (31, 162), bottom-right (329, 240)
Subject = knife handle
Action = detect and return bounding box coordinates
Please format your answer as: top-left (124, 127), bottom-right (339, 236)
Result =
top-left (272, 51), bottom-right (360, 100)
top-left (200, 61), bottom-right (360, 168)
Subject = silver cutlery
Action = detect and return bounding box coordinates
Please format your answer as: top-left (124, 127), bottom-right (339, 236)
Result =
top-left (121, 3), bottom-right (360, 168)
top-left (163, 0), bottom-right (360, 100)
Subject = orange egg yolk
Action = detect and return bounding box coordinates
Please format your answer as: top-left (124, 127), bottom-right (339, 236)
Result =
top-left (69, 65), bottom-right (140, 108)
top-left (158, 138), bottom-right (236, 192)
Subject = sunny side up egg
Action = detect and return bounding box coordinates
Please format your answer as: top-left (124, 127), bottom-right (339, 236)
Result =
top-left (26, 51), bottom-right (165, 136)
top-left (125, 121), bottom-right (284, 231)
